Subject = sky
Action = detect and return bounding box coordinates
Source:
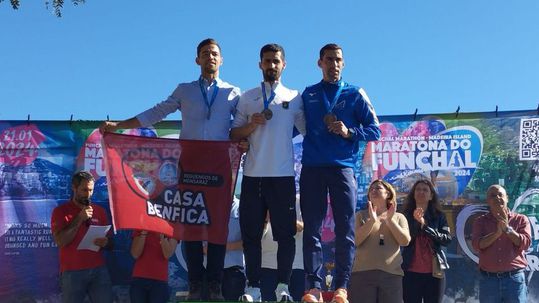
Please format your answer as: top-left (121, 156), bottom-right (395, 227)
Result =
top-left (1, 0), bottom-right (539, 121)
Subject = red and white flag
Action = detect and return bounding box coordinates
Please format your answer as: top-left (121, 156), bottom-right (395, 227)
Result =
top-left (102, 132), bottom-right (242, 244)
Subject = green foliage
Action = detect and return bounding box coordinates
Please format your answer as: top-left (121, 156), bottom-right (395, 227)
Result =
top-left (466, 117), bottom-right (536, 200)
top-left (2, 0), bottom-right (85, 17)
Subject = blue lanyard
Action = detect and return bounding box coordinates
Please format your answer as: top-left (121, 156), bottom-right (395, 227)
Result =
top-left (199, 76), bottom-right (219, 119)
top-left (320, 80), bottom-right (344, 113)
top-left (261, 82), bottom-right (276, 110)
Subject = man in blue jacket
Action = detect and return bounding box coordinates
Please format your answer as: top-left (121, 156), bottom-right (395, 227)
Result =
top-left (300, 43), bottom-right (381, 303)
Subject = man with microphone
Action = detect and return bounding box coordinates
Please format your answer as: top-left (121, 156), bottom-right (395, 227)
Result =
top-left (51, 171), bottom-right (113, 303)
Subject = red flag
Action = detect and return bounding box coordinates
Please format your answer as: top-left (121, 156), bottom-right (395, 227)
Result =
top-left (102, 132), bottom-right (242, 244)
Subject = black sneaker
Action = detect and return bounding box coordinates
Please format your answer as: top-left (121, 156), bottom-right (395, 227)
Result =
top-left (186, 281), bottom-right (202, 301)
top-left (208, 280), bottom-right (225, 301)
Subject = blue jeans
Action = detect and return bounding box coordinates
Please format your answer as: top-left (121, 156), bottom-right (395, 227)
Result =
top-left (61, 266), bottom-right (112, 303)
top-left (479, 270), bottom-right (527, 303)
top-left (130, 277), bottom-right (169, 303)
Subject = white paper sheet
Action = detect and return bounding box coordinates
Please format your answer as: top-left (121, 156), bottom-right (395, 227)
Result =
top-left (77, 225), bottom-right (111, 252)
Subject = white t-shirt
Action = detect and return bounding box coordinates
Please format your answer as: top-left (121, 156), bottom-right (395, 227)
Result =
top-left (232, 82), bottom-right (305, 177)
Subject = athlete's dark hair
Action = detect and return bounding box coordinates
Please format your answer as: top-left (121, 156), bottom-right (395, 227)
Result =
top-left (319, 43), bottom-right (342, 59)
top-left (260, 43), bottom-right (285, 60)
top-left (197, 38), bottom-right (221, 56)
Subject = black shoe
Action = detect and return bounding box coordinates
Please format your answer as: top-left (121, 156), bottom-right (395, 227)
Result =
top-left (208, 280), bottom-right (225, 301)
top-left (186, 281), bottom-right (202, 301)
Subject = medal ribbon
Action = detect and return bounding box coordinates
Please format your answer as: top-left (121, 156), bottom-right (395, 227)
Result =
top-left (199, 76), bottom-right (219, 119)
top-left (321, 80), bottom-right (344, 114)
top-left (261, 82), bottom-right (276, 110)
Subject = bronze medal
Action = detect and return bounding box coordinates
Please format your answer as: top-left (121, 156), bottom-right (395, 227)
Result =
top-left (323, 113), bottom-right (337, 126)
top-left (262, 109), bottom-right (273, 120)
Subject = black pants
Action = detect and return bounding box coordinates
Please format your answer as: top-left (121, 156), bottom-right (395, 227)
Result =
top-left (403, 271), bottom-right (445, 303)
top-left (240, 176), bottom-right (297, 287)
top-left (222, 266), bottom-right (246, 301)
top-left (184, 241), bottom-right (226, 283)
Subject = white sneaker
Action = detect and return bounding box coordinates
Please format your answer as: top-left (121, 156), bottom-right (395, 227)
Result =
top-left (240, 286), bottom-right (262, 302)
top-left (275, 283), bottom-right (293, 302)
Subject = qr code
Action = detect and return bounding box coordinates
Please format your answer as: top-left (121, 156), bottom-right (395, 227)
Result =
top-left (520, 118), bottom-right (539, 160)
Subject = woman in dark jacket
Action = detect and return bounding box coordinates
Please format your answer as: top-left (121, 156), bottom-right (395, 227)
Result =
top-left (401, 179), bottom-right (451, 303)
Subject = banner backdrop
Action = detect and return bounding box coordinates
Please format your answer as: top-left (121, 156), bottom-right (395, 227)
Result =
top-left (0, 110), bottom-right (538, 302)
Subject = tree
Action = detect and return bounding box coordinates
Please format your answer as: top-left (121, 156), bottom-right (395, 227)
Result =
top-left (1, 0), bottom-right (85, 17)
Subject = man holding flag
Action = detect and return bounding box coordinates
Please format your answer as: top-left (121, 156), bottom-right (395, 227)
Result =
top-left (100, 38), bottom-right (241, 301)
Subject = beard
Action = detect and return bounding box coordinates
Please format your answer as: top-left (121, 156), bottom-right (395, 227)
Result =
top-left (75, 195), bottom-right (91, 206)
top-left (263, 69), bottom-right (279, 82)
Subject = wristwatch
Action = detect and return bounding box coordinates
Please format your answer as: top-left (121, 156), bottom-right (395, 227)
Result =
top-left (504, 226), bottom-right (514, 234)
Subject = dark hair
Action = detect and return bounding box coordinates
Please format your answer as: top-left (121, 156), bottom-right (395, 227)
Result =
top-left (319, 43), bottom-right (342, 59)
top-left (72, 171), bottom-right (95, 187)
top-left (260, 43), bottom-right (285, 60)
top-left (403, 179), bottom-right (442, 219)
top-left (197, 38), bottom-right (221, 57)
top-left (368, 179), bottom-right (396, 210)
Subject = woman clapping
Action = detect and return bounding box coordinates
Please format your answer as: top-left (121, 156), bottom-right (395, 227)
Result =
top-left (350, 179), bottom-right (411, 303)
top-left (401, 179), bottom-right (452, 303)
